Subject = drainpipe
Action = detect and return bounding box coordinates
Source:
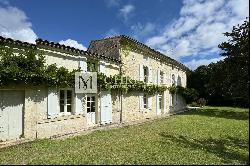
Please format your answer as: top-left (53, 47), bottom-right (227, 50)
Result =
top-left (119, 61), bottom-right (123, 123)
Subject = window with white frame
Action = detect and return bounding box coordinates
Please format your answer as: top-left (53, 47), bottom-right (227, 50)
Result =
top-left (59, 90), bottom-right (73, 114)
top-left (87, 95), bottom-right (96, 113)
top-left (160, 71), bottom-right (164, 84)
top-left (143, 94), bottom-right (147, 109)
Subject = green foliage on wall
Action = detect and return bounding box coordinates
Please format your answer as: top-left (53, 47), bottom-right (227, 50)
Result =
top-left (0, 46), bottom-right (78, 87)
top-left (169, 85), bottom-right (199, 104)
top-left (0, 46), bottom-right (168, 95)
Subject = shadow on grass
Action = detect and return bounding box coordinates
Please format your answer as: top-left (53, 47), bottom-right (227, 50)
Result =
top-left (159, 132), bottom-right (249, 164)
top-left (181, 108), bottom-right (249, 120)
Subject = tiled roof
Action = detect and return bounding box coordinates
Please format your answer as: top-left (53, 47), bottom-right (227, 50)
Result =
top-left (0, 36), bottom-right (36, 48)
top-left (36, 38), bottom-right (121, 63)
top-left (90, 35), bottom-right (190, 71)
top-left (0, 36), bottom-right (120, 63)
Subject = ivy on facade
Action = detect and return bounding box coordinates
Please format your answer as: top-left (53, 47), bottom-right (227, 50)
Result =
top-left (0, 46), bottom-right (192, 96)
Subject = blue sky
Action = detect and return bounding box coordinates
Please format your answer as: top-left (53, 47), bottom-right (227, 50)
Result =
top-left (0, 0), bottom-right (249, 70)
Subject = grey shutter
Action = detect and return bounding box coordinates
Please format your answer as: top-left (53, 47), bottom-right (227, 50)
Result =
top-left (139, 93), bottom-right (144, 111)
top-left (139, 64), bottom-right (144, 81)
top-left (47, 87), bottom-right (59, 118)
top-left (157, 70), bottom-right (160, 85)
top-left (75, 93), bottom-right (85, 115)
top-left (148, 66), bottom-right (152, 83)
top-left (148, 96), bottom-right (152, 110)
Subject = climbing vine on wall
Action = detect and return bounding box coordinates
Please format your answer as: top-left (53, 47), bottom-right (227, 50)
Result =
top-left (168, 85), bottom-right (199, 103)
top-left (0, 46), bottom-right (191, 96)
top-left (0, 46), bottom-right (78, 88)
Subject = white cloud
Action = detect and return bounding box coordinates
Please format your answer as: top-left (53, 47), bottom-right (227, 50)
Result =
top-left (119, 4), bottom-right (135, 21)
top-left (106, 0), bottom-right (120, 8)
top-left (0, 5), bottom-right (37, 43)
top-left (104, 28), bottom-right (120, 37)
top-left (59, 39), bottom-right (87, 51)
top-left (184, 57), bottom-right (225, 70)
top-left (145, 0), bottom-right (249, 64)
top-left (146, 36), bottom-right (167, 47)
top-left (131, 22), bottom-right (156, 39)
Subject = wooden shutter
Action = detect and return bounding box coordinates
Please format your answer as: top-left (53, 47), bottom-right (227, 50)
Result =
top-left (163, 92), bottom-right (167, 113)
top-left (148, 67), bottom-right (152, 83)
top-left (163, 73), bottom-right (166, 85)
top-left (139, 64), bottom-right (144, 81)
top-left (157, 70), bottom-right (160, 85)
top-left (47, 87), bottom-right (59, 118)
top-left (75, 93), bottom-right (85, 115)
top-left (139, 93), bottom-right (144, 111)
top-left (79, 61), bottom-right (87, 72)
top-left (99, 61), bottom-right (106, 75)
top-left (148, 96), bottom-right (152, 110)
top-left (156, 94), bottom-right (159, 113)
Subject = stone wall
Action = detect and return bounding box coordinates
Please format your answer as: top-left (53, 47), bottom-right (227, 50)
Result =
top-left (119, 49), bottom-right (187, 115)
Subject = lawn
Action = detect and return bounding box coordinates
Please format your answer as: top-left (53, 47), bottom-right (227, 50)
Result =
top-left (0, 106), bottom-right (249, 165)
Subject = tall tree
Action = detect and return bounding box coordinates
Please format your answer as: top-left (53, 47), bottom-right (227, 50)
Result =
top-left (218, 18), bottom-right (249, 106)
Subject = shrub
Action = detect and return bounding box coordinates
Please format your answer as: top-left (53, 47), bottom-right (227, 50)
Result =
top-left (197, 98), bottom-right (206, 107)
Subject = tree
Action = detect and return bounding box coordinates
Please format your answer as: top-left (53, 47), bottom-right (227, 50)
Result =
top-left (218, 18), bottom-right (249, 107)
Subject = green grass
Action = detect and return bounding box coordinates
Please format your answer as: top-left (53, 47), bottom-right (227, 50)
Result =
top-left (0, 106), bottom-right (249, 165)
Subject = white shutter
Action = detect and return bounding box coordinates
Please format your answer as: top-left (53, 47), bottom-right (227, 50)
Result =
top-left (139, 93), bottom-right (144, 111)
top-left (47, 87), bottom-right (59, 118)
top-left (99, 61), bottom-right (106, 75)
top-left (163, 73), bottom-right (166, 85)
top-left (75, 93), bottom-right (85, 115)
top-left (148, 67), bottom-right (152, 83)
top-left (157, 70), bottom-right (160, 85)
top-left (148, 96), bottom-right (152, 110)
top-left (156, 94), bottom-right (159, 113)
top-left (153, 70), bottom-right (156, 84)
top-left (163, 92), bottom-right (167, 113)
top-left (79, 61), bottom-right (87, 72)
top-left (139, 64), bottom-right (144, 81)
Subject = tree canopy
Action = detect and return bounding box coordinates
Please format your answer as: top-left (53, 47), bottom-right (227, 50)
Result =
top-left (187, 18), bottom-right (249, 107)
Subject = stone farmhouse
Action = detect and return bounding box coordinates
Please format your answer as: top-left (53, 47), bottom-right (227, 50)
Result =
top-left (0, 35), bottom-right (189, 141)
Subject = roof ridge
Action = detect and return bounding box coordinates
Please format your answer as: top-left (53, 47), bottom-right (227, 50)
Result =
top-left (90, 34), bottom-right (189, 71)
top-left (0, 36), bottom-right (37, 48)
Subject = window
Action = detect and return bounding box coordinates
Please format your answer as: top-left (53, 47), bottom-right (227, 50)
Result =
top-left (160, 71), bottom-right (164, 84)
top-left (87, 60), bottom-right (98, 72)
top-left (60, 90), bottom-right (73, 114)
top-left (143, 55), bottom-right (148, 61)
top-left (87, 95), bottom-right (96, 113)
top-left (159, 95), bottom-right (162, 109)
top-left (177, 75), bottom-right (182, 86)
top-left (143, 66), bottom-right (148, 83)
top-left (172, 74), bottom-right (176, 86)
top-left (143, 94), bottom-right (147, 109)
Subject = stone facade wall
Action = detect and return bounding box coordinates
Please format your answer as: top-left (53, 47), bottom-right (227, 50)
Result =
top-left (119, 49), bottom-right (187, 120)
